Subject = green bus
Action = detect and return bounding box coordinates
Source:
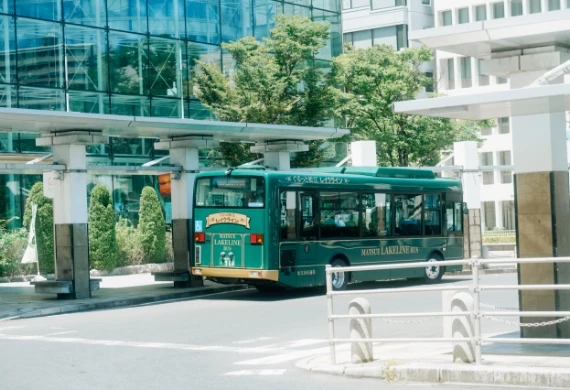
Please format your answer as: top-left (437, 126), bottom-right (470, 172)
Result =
top-left (191, 166), bottom-right (464, 291)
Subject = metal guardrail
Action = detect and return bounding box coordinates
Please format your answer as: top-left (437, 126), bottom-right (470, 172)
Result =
top-left (325, 257), bottom-right (570, 365)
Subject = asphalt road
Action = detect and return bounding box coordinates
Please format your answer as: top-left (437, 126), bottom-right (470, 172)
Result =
top-left (0, 273), bottom-right (543, 390)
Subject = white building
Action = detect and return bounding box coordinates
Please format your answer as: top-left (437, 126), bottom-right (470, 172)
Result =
top-left (342, 0), bottom-right (436, 96)
top-left (343, 0), bottom-right (570, 232)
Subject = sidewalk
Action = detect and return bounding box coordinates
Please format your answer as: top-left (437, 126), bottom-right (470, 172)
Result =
top-left (0, 274), bottom-right (249, 321)
top-left (296, 333), bottom-right (570, 388)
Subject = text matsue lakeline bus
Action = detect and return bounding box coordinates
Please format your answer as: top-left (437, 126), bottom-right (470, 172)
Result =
top-left (191, 166), bottom-right (464, 291)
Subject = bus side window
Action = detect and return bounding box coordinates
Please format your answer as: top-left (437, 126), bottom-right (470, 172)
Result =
top-left (300, 192), bottom-right (317, 240)
top-left (363, 193), bottom-right (391, 237)
top-left (446, 201), bottom-right (463, 235)
top-left (394, 194), bottom-right (422, 236)
top-left (424, 194), bottom-right (442, 236)
top-left (280, 191), bottom-right (297, 240)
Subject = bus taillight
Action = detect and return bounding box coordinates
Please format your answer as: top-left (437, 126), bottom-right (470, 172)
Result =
top-left (250, 233), bottom-right (264, 245)
top-left (195, 232), bottom-right (206, 243)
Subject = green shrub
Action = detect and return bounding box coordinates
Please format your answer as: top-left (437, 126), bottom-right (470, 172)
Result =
top-left (88, 185), bottom-right (118, 271)
top-left (138, 186), bottom-right (166, 263)
top-left (116, 218), bottom-right (145, 266)
top-left (0, 227), bottom-right (30, 277)
top-left (23, 183), bottom-right (54, 275)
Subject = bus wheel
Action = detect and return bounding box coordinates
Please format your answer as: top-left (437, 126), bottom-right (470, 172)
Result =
top-left (330, 259), bottom-right (349, 291)
top-left (424, 254), bottom-right (443, 284)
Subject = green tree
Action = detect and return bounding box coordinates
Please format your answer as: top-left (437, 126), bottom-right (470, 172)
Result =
top-left (88, 185), bottom-right (118, 271)
top-left (138, 186), bottom-right (166, 263)
top-left (332, 44), bottom-right (493, 167)
top-left (194, 14), bottom-right (336, 168)
top-left (23, 183), bottom-right (54, 274)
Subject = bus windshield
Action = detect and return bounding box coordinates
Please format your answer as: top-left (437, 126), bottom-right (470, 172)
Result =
top-left (195, 176), bottom-right (265, 208)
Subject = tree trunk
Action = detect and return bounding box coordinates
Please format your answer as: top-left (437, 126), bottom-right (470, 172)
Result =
top-left (398, 149), bottom-right (409, 167)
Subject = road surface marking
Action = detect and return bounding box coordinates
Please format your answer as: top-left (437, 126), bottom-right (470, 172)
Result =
top-left (234, 337), bottom-right (275, 344)
top-left (0, 333), bottom-right (306, 354)
top-left (43, 331), bottom-right (78, 337)
top-left (224, 369), bottom-right (286, 376)
top-left (235, 344), bottom-right (351, 366)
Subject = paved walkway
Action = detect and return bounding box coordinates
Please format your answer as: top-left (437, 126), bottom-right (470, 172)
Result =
top-left (0, 274), bottom-right (249, 321)
top-left (297, 331), bottom-right (570, 387)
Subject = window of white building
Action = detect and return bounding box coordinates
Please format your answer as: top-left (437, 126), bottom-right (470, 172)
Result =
top-left (498, 151), bottom-right (513, 183)
top-left (528, 0), bottom-right (542, 13)
top-left (475, 5), bottom-right (487, 21)
top-left (422, 0), bottom-right (431, 4)
top-left (511, 0), bottom-right (523, 16)
top-left (343, 0), bottom-right (370, 9)
top-left (457, 8), bottom-right (469, 24)
top-left (502, 201), bottom-right (515, 230)
top-left (343, 25), bottom-right (408, 51)
top-left (372, 0), bottom-right (407, 10)
top-left (446, 58), bottom-right (455, 89)
top-left (440, 10), bottom-right (452, 26)
top-left (498, 117), bottom-right (510, 134)
top-left (484, 201), bottom-right (496, 229)
top-left (478, 59), bottom-right (490, 86)
top-left (481, 152), bottom-right (493, 166)
top-left (460, 57), bottom-right (472, 88)
top-left (492, 2), bottom-right (505, 18)
top-left (483, 172), bottom-right (495, 185)
top-left (497, 77), bottom-right (508, 84)
top-left (548, 0), bottom-right (561, 11)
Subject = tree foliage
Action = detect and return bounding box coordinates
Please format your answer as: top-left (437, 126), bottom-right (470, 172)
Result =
top-left (194, 14), bottom-right (335, 168)
top-left (23, 183), bottom-right (54, 274)
top-left (332, 44), bottom-right (493, 167)
top-left (138, 187), bottom-right (166, 263)
top-left (88, 185), bottom-right (118, 271)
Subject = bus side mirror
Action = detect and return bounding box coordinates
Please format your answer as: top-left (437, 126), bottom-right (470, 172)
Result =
top-left (463, 202), bottom-right (469, 214)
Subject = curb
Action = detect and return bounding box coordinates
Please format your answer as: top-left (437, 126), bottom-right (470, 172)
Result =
top-left (296, 358), bottom-right (570, 388)
top-left (1, 284), bottom-right (250, 321)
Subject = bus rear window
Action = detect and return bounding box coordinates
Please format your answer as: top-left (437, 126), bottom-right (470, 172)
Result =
top-left (195, 177), bottom-right (265, 208)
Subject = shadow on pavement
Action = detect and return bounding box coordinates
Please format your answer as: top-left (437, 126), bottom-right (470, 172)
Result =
top-left (202, 276), bottom-right (471, 302)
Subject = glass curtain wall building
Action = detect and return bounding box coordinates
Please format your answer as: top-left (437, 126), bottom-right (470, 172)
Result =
top-left (0, 0), bottom-right (342, 227)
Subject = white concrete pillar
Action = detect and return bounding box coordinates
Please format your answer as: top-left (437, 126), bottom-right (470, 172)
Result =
top-left (495, 200), bottom-right (503, 229)
top-left (541, 0), bottom-right (549, 12)
top-left (154, 136), bottom-right (218, 287)
top-left (250, 141), bottom-right (309, 170)
top-left (37, 132), bottom-right (107, 299)
top-left (454, 141), bottom-right (482, 259)
top-left (351, 141), bottom-right (377, 167)
top-left (454, 57), bottom-right (462, 89)
top-left (471, 57), bottom-right (479, 88)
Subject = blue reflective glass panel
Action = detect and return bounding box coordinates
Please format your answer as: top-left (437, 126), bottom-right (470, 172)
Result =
top-left (187, 0), bottom-right (221, 44)
top-left (254, 0), bottom-right (275, 40)
top-left (107, 0), bottom-right (147, 33)
top-left (64, 0), bottom-right (106, 27)
top-left (18, 86), bottom-right (65, 111)
top-left (147, 38), bottom-right (181, 97)
top-left (16, 0), bottom-right (61, 21)
top-left (65, 25), bottom-right (108, 91)
top-left (16, 20), bottom-right (64, 88)
top-left (111, 94), bottom-right (150, 116)
top-left (0, 16), bottom-right (16, 87)
top-left (151, 97), bottom-right (182, 118)
top-left (148, 0), bottom-right (184, 38)
top-left (68, 91), bottom-right (110, 114)
top-left (221, 0), bottom-right (249, 42)
top-left (186, 42), bottom-right (221, 98)
top-left (108, 31), bottom-right (146, 95)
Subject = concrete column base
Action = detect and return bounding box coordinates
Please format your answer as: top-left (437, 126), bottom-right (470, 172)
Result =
top-left (515, 171), bottom-right (570, 338)
top-left (172, 218), bottom-right (203, 288)
top-left (54, 223), bottom-right (90, 299)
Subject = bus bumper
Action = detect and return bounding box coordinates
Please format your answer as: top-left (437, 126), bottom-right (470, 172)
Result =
top-left (191, 268), bottom-right (279, 282)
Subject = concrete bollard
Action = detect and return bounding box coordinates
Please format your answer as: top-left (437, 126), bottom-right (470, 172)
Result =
top-left (349, 297), bottom-right (373, 364)
top-left (450, 292), bottom-right (475, 363)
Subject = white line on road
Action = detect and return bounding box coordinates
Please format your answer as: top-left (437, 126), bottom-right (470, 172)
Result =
top-left (234, 337), bottom-right (275, 344)
top-left (43, 331), bottom-right (78, 337)
top-left (235, 344), bottom-right (350, 366)
top-left (224, 369), bottom-right (286, 376)
top-left (0, 333), bottom-right (306, 354)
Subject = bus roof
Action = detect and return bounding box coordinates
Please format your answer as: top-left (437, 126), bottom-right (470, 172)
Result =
top-left (198, 166), bottom-right (462, 192)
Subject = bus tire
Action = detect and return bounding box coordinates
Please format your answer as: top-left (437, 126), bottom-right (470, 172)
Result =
top-left (330, 258), bottom-right (349, 291)
top-left (424, 253), bottom-right (444, 284)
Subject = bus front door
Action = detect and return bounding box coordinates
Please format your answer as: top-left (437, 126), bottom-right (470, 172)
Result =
top-left (297, 192), bottom-right (317, 287)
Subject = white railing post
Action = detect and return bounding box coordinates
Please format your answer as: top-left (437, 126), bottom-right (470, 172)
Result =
top-left (349, 298), bottom-right (373, 363)
top-left (472, 258), bottom-right (482, 364)
top-left (326, 265), bottom-right (336, 364)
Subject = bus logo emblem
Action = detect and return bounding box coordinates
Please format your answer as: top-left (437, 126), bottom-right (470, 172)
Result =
top-left (206, 212), bottom-right (251, 229)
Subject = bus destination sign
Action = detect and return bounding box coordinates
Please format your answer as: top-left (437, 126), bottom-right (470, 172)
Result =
top-left (285, 175), bottom-right (350, 184)
top-left (206, 212), bottom-right (251, 229)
